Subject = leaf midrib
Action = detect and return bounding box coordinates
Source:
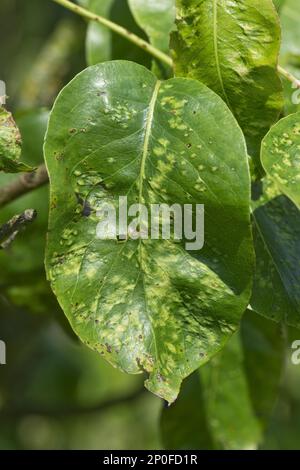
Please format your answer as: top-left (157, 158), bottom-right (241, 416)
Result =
top-left (138, 79), bottom-right (161, 207)
top-left (137, 79), bottom-right (161, 369)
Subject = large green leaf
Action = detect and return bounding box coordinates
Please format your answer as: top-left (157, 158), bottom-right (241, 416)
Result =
top-left (251, 182), bottom-right (300, 327)
top-left (44, 60), bottom-right (253, 402)
top-left (0, 107), bottom-right (33, 173)
top-left (161, 310), bottom-right (284, 449)
top-left (171, 0), bottom-right (283, 173)
top-left (261, 112), bottom-right (300, 209)
top-left (128, 0), bottom-right (175, 61)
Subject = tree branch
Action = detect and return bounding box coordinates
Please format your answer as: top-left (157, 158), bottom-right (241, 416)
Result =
top-left (277, 65), bottom-right (300, 88)
top-left (0, 386), bottom-right (147, 419)
top-left (52, 0), bottom-right (173, 68)
top-left (0, 209), bottom-right (37, 249)
top-left (0, 164), bottom-right (49, 208)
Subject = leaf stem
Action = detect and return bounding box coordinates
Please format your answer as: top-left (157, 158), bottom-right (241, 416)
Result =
top-left (52, 0), bottom-right (173, 68)
top-left (278, 65), bottom-right (300, 88)
top-left (0, 164), bottom-right (49, 208)
top-left (0, 209), bottom-right (37, 249)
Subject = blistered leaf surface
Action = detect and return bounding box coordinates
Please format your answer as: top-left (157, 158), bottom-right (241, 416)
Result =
top-left (44, 61), bottom-right (253, 402)
top-left (172, 0), bottom-right (283, 172)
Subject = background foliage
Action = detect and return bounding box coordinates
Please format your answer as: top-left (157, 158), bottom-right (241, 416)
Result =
top-left (0, 0), bottom-right (300, 450)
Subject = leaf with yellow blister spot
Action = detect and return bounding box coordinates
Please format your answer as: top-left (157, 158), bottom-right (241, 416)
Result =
top-left (44, 60), bottom-right (253, 402)
top-left (0, 107), bottom-right (34, 173)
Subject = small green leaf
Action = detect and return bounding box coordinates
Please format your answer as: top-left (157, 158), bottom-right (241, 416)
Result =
top-left (128, 0), bottom-right (175, 66)
top-left (251, 182), bottom-right (300, 327)
top-left (172, 0), bottom-right (283, 174)
top-left (44, 60), bottom-right (253, 402)
top-left (161, 310), bottom-right (285, 449)
top-left (261, 112), bottom-right (300, 209)
top-left (0, 107), bottom-right (34, 173)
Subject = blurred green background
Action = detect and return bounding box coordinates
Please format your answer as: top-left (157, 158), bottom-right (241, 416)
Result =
top-left (1, 0), bottom-right (300, 450)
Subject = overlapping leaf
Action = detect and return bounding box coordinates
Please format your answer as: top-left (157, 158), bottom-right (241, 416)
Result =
top-left (80, 0), bottom-right (114, 66)
top-left (171, 0), bottom-right (283, 173)
top-left (44, 60), bottom-right (253, 402)
top-left (280, 0), bottom-right (300, 57)
top-left (161, 310), bottom-right (284, 449)
top-left (128, 0), bottom-right (175, 73)
top-left (274, 0), bottom-right (286, 12)
top-left (0, 107), bottom-right (33, 173)
top-left (261, 112), bottom-right (300, 208)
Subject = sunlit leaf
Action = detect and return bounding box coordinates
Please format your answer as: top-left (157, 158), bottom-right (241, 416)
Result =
top-left (44, 60), bottom-right (253, 402)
